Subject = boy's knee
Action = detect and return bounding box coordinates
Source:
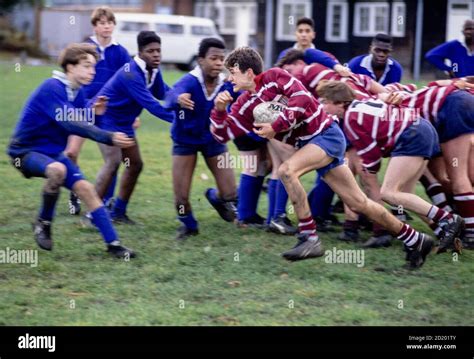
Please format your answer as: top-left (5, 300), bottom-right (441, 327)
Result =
top-left (73, 180), bottom-right (96, 198)
top-left (46, 162), bottom-right (67, 183)
top-left (278, 162), bottom-right (294, 182)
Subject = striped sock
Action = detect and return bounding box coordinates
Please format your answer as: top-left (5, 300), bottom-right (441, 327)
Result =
top-left (453, 192), bottom-right (474, 239)
top-left (426, 205), bottom-right (453, 224)
top-left (397, 223), bottom-right (420, 248)
top-left (298, 216), bottom-right (318, 241)
top-left (426, 183), bottom-right (453, 212)
top-left (429, 221), bottom-right (442, 236)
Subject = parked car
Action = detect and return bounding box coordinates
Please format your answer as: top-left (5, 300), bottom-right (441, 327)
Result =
top-left (115, 13), bottom-right (223, 70)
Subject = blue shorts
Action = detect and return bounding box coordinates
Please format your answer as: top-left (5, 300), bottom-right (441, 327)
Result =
top-left (10, 152), bottom-right (85, 190)
top-left (392, 118), bottom-right (441, 159)
top-left (435, 90), bottom-right (474, 143)
top-left (98, 117), bottom-right (136, 138)
top-left (296, 121), bottom-right (347, 177)
top-left (172, 139), bottom-right (228, 158)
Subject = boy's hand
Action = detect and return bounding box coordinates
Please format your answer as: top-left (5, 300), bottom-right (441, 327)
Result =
top-left (178, 93), bottom-right (195, 110)
top-left (333, 64), bottom-right (352, 77)
top-left (93, 96), bottom-right (108, 116)
top-left (112, 132), bottom-right (135, 148)
top-left (214, 90), bottom-right (233, 111)
top-left (132, 117), bottom-right (141, 129)
top-left (253, 122), bottom-right (276, 139)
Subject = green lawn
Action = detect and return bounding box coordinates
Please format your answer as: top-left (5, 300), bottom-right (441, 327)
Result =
top-left (0, 64), bottom-right (472, 326)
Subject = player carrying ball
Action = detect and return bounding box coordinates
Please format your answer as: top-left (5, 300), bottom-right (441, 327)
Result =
top-left (210, 46), bottom-right (434, 269)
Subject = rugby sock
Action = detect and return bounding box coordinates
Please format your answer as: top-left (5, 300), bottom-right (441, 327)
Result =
top-left (426, 205), bottom-right (453, 224)
top-left (396, 223), bottom-right (420, 248)
top-left (274, 180), bottom-right (288, 217)
top-left (429, 221), bottom-right (442, 236)
top-left (266, 179), bottom-right (278, 224)
top-left (178, 212), bottom-right (198, 231)
top-left (111, 197), bottom-right (128, 217)
top-left (103, 174), bottom-right (117, 205)
top-left (237, 174), bottom-right (264, 220)
top-left (373, 223), bottom-right (390, 237)
top-left (90, 206), bottom-right (118, 244)
top-left (39, 191), bottom-right (59, 221)
top-left (206, 188), bottom-right (220, 205)
top-left (298, 216), bottom-right (318, 241)
top-left (308, 175), bottom-right (335, 219)
top-left (343, 220), bottom-right (359, 231)
top-left (421, 179), bottom-right (453, 213)
top-left (453, 192), bottom-right (474, 239)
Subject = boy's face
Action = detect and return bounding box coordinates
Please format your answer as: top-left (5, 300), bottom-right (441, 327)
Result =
top-left (227, 66), bottom-right (253, 92)
top-left (68, 54), bottom-right (97, 85)
top-left (94, 15), bottom-right (115, 39)
top-left (370, 46), bottom-right (390, 67)
top-left (295, 24), bottom-right (315, 47)
top-left (320, 98), bottom-right (345, 119)
top-left (139, 42), bottom-right (161, 69)
top-left (199, 47), bottom-right (225, 79)
top-left (282, 60), bottom-right (306, 76)
top-left (462, 20), bottom-right (474, 42)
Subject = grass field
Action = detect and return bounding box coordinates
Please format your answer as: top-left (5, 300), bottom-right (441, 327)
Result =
top-left (0, 63), bottom-right (472, 326)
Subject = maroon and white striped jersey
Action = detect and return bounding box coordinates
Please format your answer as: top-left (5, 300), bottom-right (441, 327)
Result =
top-left (295, 63), bottom-right (375, 100)
top-left (343, 98), bottom-right (419, 172)
top-left (384, 82), bottom-right (418, 92)
top-left (398, 84), bottom-right (458, 123)
top-left (210, 68), bottom-right (335, 146)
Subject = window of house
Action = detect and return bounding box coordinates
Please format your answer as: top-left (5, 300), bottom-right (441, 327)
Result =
top-left (326, 1), bottom-right (348, 42)
top-left (276, 0), bottom-right (312, 41)
top-left (391, 2), bottom-right (406, 37)
top-left (353, 2), bottom-right (389, 36)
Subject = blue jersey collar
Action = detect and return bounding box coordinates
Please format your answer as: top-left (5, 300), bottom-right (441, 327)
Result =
top-left (189, 66), bottom-right (226, 101)
top-left (360, 54), bottom-right (393, 84)
top-left (52, 70), bottom-right (79, 102)
top-left (134, 55), bottom-right (159, 88)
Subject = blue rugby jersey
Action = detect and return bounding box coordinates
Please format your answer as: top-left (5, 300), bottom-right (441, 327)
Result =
top-left (94, 56), bottom-right (175, 136)
top-left (165, 66), bottom-right (238, 145)
top-left (425, 40), bottom-right (474, 77)
top-left (8, 71), bottom-right (113, 158)
top-left (348, 54), bottom-right (403, 85)
top-left (82, 36), bottom-right (131, 100)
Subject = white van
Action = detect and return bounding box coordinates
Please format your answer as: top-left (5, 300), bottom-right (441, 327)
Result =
top-left (114, 13), bottom-right (222, 70)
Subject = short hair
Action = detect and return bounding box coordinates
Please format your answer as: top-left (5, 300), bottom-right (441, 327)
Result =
top-left (224, 46), bottom-right (263, 75)
top-left (296, 17), bottom-right (314, 29)
top-left (58, 43), bottom-right (99, 72)
top-left (137, 31), bottom-right (161, 52)
top-left (275, 49), bottom-right (305, 68)
top-left (198, 37), bottom-right (225, 58)
top-left (371, 33), bottom-right (393, 49)
top-left (316, 81), bottom-right (355, 105)
top-left (91, 6), bottom-right (115, 26)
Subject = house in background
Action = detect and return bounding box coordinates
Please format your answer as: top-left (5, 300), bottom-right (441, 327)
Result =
top-left (271, 0), bottom-right (474, 79)
top-left (4, 0), bottom-right (473, 79)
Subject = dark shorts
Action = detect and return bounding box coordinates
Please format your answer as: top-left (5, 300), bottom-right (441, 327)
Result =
top-left (233, 133), bottom-right (267, 151)
top-left (10, 152), bottom-right (85, 190)
top-left (392, 118), bottom-right (441, 159)
top-left (435, 90), bottom-right (474, 143)
top-left (296, 121), bottom-right (347, 177)
top-left (172, 139), bottom-right (228, 158)
top-left (99, 119), bottom-right (135, 138)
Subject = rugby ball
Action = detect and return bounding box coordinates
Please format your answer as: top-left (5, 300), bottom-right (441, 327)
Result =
top-left (253, 101), bottom-right (287, 124)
